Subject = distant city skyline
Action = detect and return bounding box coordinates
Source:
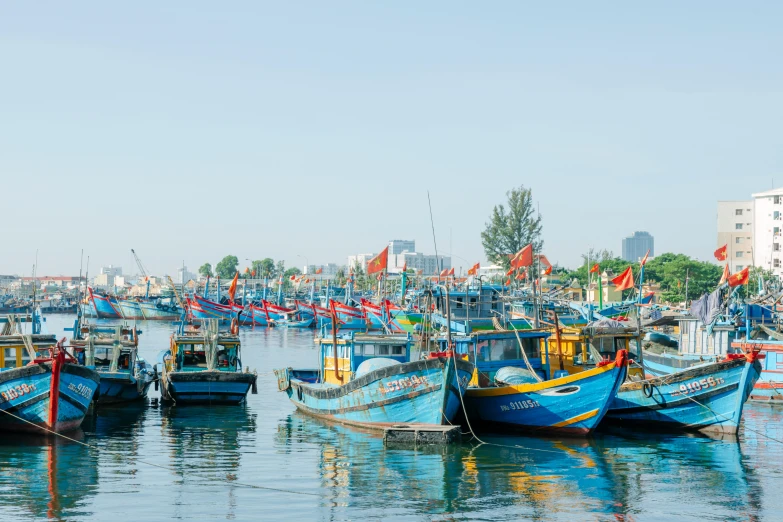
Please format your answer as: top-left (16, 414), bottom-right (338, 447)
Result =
top-left (2, 3), bottom-right (782, 275)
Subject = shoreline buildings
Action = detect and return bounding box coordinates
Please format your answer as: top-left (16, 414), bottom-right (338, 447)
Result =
top-left (348, 240), bottom-right (450, 276)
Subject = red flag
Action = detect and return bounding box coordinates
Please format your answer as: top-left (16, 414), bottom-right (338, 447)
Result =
top-left (402, 262), bottom-right (407, 272)
top-left (543, 266), bottom-right (552, 275)
top-left (228, 272), bottom-right (239, 302)
top-left (510, 244), bottom-right (533, 269)
top-left (251, 270), bottom-right (256, 277)
top-left (589, 263), bottom-right (600, 274)
top-left (714, 244), bottom-right (728, 261)
top-left (447, 267), bottom-right (455, 277)
top-left (640, 249), bottom-right (650, 267)
top-left (439, 268), bottom-right (449, 277)
top-left (728, 267), bottom-right (750, 287)
top-left (611, 267), bottom-right (634, 292)
top-left (515, 272), bottom-right (524, 280)
top-left (719, 263), bottom-right (730, 285)
top-left (315, 267), bottom-right (323, 274)
top-left (505, 267), bottom-right (514, 276)
top-left (467, 262), bottom-right (480, 276)
top-left (367, 247), bottom-right (389, 275)
top-left (244, 267), bottom-right (250, 274)
top-left (504, 278), bottom-right (511, 285)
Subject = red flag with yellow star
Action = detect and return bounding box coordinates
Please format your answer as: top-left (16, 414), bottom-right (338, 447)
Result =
top-left (467, 263), bottom-right (480, 276)
top-left (367, 247), bottom-right (388, 275)
top-left (714, 244), bottom-right (728, 261)
top-left (728, 267), bottom-right (750, 287)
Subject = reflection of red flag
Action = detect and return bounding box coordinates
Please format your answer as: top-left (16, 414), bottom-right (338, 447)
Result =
top-left (515, 272), bottom-right (524, 280)
top-left (728, 267), bottom-right (750, 287)
top-left (228, 272), bottom-right (239, 302)
top-left (511, 244), bottom-right (533, 269)
top-left (543, 266), bottom-right (552, 275)
top-left (640, 249), bottom-right (650, 267)
top-left (611, 267), bottom-right (634, 292)
top-left (589, 263), bottom-right (600, 274)
top-left (367, 247), bottom-right (389, 274)
top-left (719, 263), bottom-right (730, 285)
top-left (505, 267), bottom-right (514, 276)
top-left (714, 244), bottom-right (728, 261)
top-left (467, 263), bottom-right (480, 276)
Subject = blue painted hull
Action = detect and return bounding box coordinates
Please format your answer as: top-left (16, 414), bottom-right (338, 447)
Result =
top-left (98, 372), bottom-right (153, 404)
top-left (607, 356), bottom-right (761, 434)
top-left (0, 363), bottom-right (99, 433)
top-left (91, 293), bottom-right (121, 319)
top-left (163, 371), bottom-right (256, 405)
top-left (278, 357), bottom-right (474, 428)
top-left (463, 358), bottom-right (627, 435)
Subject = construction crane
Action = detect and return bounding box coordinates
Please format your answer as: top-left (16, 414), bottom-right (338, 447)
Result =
top-left (131, 249), bottom-right (151, 298)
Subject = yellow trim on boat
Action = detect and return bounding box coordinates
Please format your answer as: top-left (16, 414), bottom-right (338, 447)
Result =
top-left (465, 361), bottom-right (616, 397)
top-left (552, 409), bottom-right (600, 427)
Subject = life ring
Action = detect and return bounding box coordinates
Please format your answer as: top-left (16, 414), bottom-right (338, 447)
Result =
top-left (230, 318), bottom-right (239, 335)
top-left (642, 382), bottom-right (654, 398)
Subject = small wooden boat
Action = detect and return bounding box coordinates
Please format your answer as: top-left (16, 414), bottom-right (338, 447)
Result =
top-left (87, 287), bottom-right (121, 319)
top-left (70, 323), bottom-right (156, 404)
top-left (159, 319), bottom-right (257, 404)
top-left (445, 329), bottom-right (628, 435)
top-left (0, 326), bottom-right (99, 433)
top-left (274, 332), bottom-right (473, 428)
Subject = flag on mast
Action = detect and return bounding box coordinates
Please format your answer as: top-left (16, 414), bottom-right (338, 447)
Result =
top-left (611, 267), bottom-right (635, 292)
top-left (367, 247), bottom-right (389, 275)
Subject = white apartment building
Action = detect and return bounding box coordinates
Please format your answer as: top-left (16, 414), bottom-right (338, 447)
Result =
top-left (302, 263), bottom-right (341, 280)
top-left (717, 200), bottom-right (754, 273)
top-left (347, 240), bottom-right (449, 276)
top-left (752, 188), bottom-right (783, 277)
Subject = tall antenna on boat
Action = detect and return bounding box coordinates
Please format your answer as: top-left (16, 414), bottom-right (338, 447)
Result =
top-left (427, 191), bottom-right (451, 349)
top-left (427, 191), bottom-right (440, 270)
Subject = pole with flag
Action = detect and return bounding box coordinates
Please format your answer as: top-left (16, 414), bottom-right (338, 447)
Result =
top-left (637, 249), bottom-right (650, 305)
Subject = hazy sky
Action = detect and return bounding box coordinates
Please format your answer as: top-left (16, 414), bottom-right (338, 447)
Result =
top-left (2, 2), bottom-right (781, 277)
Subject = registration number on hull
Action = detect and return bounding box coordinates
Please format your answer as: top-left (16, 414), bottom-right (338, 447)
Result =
top-left (0, 383), bottom-right (38, 403)
top-left (672, 376), bottom-right (725, 397)
top-left (67, 383), bottom-right (94, 400)
top-left (500, 400), bottom-right (541, 412)
top-left (379, 375), bottom-right (430, 395)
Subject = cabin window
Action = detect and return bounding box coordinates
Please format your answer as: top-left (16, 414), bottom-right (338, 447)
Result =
top-left (455, 297), bottom-right (464, 309)
top-left (391, 345), bottom-right (404, 355)
top-left (353, 344), bottom-right (362, 356)
top-left (363, 345), bottom-right (375, 356)
top-left (180, 344), bottom-right (207, 367)
top-left (615, 338), bottom-right (627, 351)
top-left (469, 297), bottom-right (477, 310)
top-left (478, 338), bottom-right (539, 361)
top-left (377, 345), bottom-right (390, 355)
top-left (3, 348), bottom-right (17, 368)
top-left (95, 347), bottom-right (113, 367)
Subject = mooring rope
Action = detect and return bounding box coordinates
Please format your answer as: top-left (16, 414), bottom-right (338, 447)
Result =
top-left (679, 393), bottom-right (783, 446)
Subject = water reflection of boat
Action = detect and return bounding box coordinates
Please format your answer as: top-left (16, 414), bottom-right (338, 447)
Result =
top-left (276, 411), bottom-right (761, 520)
top-left (0, 433), bottom-right (98, 520)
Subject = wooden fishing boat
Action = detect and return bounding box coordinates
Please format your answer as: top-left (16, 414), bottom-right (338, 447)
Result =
top-left (69, 323), bottom-right (156, 404)
top-left (274, 332), bottom-right (473, 428)
top-left (329, 300), bottom-right (368, 330)
top-left (443, 329), bottom-right (628, 435)
top-left (360, 298), bottom-right (406, 333)
top-left (87, 287), bottom-right (121, 319)
top-left (0, 329), bottom-right (99, 433)
top-left (547, 319), bottom-right (761, 433)
top-left (430, 285), bottom-right (533, 333)
top-left (159, 319), bottom-right (257, 404)
top-left (188, 294), bottom-right (243, 323)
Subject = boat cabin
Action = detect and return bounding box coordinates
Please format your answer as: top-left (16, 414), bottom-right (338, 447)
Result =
top-left (546, 322), bottom-right (642, 379)
top-left (438, 329), bottom-right (551, 387)
top-left (0, 334), bottom-right (55, 370)
top-left (169, 328), bottom-right (243, 373)
top-left (317, 332), bottom-right (413, 385)
top-left (70, 324), bottom-right (140, 371)
top-left (433, 285), bottom-right (505, 322)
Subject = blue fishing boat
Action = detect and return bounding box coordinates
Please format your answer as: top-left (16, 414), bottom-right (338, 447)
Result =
top-left (0, 332), bottom-right (99, 433)
top-left (607, 351), bottom-right (761, 434)
top-left (87, 287), bottom-right (121, 319)
top-left (430, 284), bottom-right (533, 333)
top-left (188, 294), bottom-right (243, 323)
top-left (159, 319), bottom-right (257, 404)
top-left (329, 300), bottom-right (368, 330)
top-left (70, 323), bottom-right (156, 404)
top-left (274, 331), bottom-right (474, 428)
top-left (442, 329), bottom-right (628, 435)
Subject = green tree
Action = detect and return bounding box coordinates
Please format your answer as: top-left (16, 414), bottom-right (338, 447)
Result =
top-left (251, 258), bottom-right (276, 278)
top-left (215, 255), bottom-right (239, 279)
top-left (335, 267), bottom-right (346, 286)
top-left (284, 267), bottom-right (301, 279)
top-left (198, 263), bottom-right (213, 278)
top-left (481, 185), bottom-right (543, 269)
top-left (276, 260), bottom-right (285, 277)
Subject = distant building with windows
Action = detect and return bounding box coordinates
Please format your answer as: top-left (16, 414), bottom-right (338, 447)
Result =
top-left (621, 231), bottom-right (654, 263)
top-left (717, 200), bottom-right (754, 274)
top-left (751, 188), bottom-right (783, 278)
top-left (348, 240), bottom-right (448, 276)
top-left (388, 240), bottom-right (416, 255)
top-left (302, 263), bottom-right (341, 280)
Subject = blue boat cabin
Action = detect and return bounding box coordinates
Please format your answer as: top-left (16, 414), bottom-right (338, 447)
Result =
top-left (317, 332), bottom-right (413, 385)
top-left (170, 333), bottom-right (243, 373)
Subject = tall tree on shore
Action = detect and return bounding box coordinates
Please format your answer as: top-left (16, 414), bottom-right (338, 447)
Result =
top-left (251, 258), bottom-right (276, 278)
top-left (215, 255), bottom-right (239, 279)
top-left (481, 185), bottom-right (543, 268)
top-left (198, 263), bottom-right (213, 278)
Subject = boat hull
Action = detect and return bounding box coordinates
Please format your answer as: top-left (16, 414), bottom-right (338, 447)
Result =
top-left (90, 293), bottom-right (121, 319)
top-left (607, 356), bottom-right (761, 434)
top-left (0, 363), bottom-right (99, 433)
top-left (97, 372), bottom-right (153, 404)
top-left (463, 353), bottom-right (628, 435)
top-left (163, 371), bottom-right (256, 405)
top-left (276, 357), bottom-right (474, 428)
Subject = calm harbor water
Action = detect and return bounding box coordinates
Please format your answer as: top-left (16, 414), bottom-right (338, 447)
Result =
top-left (2, 315), bottom-right (783, 521)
